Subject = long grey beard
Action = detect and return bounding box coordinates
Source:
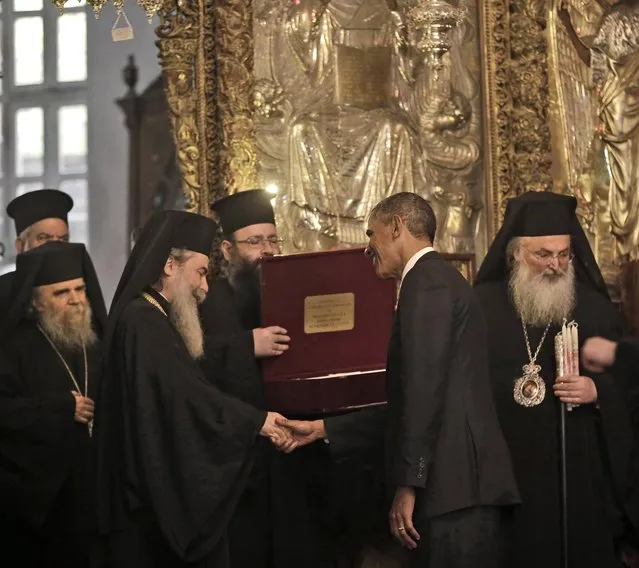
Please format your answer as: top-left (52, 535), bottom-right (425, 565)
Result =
top-left (38, 303), bottom-right (97, 351)
top-left (509, 261), bottom-right (576, 327)
top-left (170, 275), bottom-right (206, 360)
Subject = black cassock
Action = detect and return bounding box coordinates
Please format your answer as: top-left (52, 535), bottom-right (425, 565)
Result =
top-left (0, 270), bottom-right (14, 319)
top-left (200, 276), bottom-right (335, 568)
top-left (475, 280), bottom-right (636, 568)
top-left (97, 292), bottom-right (267, 568)
top-left (0, 320), bottom-right (100, 568)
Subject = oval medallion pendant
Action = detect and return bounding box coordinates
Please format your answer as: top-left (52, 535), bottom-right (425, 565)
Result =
top-left (513, 363), bottom-right (546, 407)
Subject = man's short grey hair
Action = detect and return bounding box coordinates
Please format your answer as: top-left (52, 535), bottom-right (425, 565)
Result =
top-left (18, 227), bottom-right (31, 242)
top-left (369, 192), bottom-right (437, 242)
top-left (506, 237), bottom-right (523, 268)
top-left (169, 248), bottom-right (194, 265)
top-left (154, 248), bottom-right (193, 290)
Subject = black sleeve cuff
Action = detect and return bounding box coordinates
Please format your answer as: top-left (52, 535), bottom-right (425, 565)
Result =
top-left (611, 339), bottom-right (639, 380)
top-left (393, 456), bottom-right (428, 489)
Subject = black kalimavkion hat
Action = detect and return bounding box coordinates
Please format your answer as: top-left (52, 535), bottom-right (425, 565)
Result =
top-left (211, 189), bottom-right (275, 237)
top-left (7, 189), bottom-right (73, 235)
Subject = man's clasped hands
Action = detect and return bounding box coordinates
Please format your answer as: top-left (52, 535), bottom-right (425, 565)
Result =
top-left (259, 412), bottom-right (325, 453)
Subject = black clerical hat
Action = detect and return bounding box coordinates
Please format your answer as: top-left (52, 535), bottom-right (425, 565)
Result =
top-left (475, 191), bottom-right (608, 296)
top-left (506, 191), bottom-right (576, 237)
top-left (165, 209), bottom-right (218, 255)
top-left (6, 189), bottom-right (73, 235)
top-left (211, 189), bottom-right (275, 237)
top-left (16, 240), bottom-right (85, 286)
top-left (107, 210), bottom-right (218, 347)
top-left (1, 241), bottom-right (107, 340)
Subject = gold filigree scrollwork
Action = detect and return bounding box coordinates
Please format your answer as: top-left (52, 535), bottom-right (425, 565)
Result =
top-left (212, 0), bottom-right (257, 195)
top-left (509, 1), bottom-right (553, 195)
top-left (480, 0), bottom-right (515, 235)
top-left (159, 0), bottom-right (558, 246)
top-left (157, 0), bottom-right (208, 214)
top-left (480, 0), bottom-right (553, 236)
top-left (200, 0), bottom-right (223, 205)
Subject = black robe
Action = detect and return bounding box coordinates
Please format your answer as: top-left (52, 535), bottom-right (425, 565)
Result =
top-left (97, 291), bottom-right (266, 568)
top-left (475, 280), bottom-right (636, 568)
top-left (200, 277), bottom-right (389, 566)
top-left (612, 339), bottom-right (639, 418)
top-left (0, 320), bottom-right (101, 568)
top-left (0, 271), bottom-right (15, 319)
top-left (200, 277), bottom-right (328, 568)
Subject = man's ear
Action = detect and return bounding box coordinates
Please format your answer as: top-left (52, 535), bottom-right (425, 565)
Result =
top-left (391, 215), bottom-right (403, 238)
top-left (31, 293), bottom-right (44, 314)
top-left (163, 255), bottom-right (178, 278)
top-left (15, 237), bottom-right (25, 254)
top-left (221, 240), bottom-right (233, 262)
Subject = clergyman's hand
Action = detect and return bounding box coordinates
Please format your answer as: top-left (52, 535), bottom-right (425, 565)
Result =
top-left (553, 375), bottom-right (598, 405)
top-left (276, 418), bottom-right (326, 448)
top-left (582, 337), bottom-right (617, 374)
top-left (72, 391), bottom-right (95, 424)
top-left (260, 412), bottom-right (297, 453)
top-left (390, 486), bottom-right (420, 549)
top-left (253, 326), bottom-right (290, 358)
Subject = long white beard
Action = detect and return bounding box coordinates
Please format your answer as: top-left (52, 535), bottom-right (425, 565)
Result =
top-left (38, 302), bottom-right (97, 351)
top-left (509, 260), bottom-right (576, 327)
top-left (169, 274), bottom-right (206, 360)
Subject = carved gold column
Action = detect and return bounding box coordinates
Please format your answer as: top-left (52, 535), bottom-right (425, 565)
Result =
top-left (480, 0), bottom-right (553, 238)
top-left (508, 1), bottom-right (553, 195)
top-left (157, 0), bottom-right (209, 214)
top-left (213, 0), bottom-right (257, 194)
top-left (479, 0), bottom-right (514, 237)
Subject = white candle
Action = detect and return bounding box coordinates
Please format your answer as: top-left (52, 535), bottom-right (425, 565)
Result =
top-left (570, 324), bottom-right (579, 376)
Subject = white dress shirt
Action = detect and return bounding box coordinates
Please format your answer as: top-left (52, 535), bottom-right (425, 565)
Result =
top-left (399, 246), bottom-right (435, 296)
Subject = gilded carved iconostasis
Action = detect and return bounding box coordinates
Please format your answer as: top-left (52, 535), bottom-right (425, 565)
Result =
top-left (151, 0), bottom-right (639, 305)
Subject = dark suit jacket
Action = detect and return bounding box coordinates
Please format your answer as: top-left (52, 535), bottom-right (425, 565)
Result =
top-left (326, 252), bottom-right (520, 519)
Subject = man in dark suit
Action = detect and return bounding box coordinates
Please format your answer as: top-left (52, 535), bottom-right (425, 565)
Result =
top-left (283, 192), bottom-right (520, 567)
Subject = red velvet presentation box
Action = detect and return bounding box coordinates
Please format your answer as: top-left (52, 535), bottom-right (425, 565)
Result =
top-left (260, 248), bottom-right (396, 415)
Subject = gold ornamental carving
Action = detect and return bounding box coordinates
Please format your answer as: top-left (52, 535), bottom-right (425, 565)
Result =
top-left (154, 0), bottom-right (632, 277)
top-left (157, 0), bottom-right (207, 213)
top-left (548, 0), bottom-right (639, 269)
top-left (254, 0), bottom-right (485, 255)
top-left (479, 0), bottom-right (515, 235)
top-left (213, 0), bottom-right (258, 194)
top-left (480, 0), bottom-right (554, 235)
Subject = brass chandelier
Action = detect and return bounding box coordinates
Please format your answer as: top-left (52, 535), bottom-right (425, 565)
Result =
top-left (52, 0), bottom-right (162, 24)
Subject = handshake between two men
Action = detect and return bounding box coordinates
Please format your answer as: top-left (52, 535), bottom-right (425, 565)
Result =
top-left (258, 414), bottom-right (325, 453)
top-left (252, 327), bottom-right (327, 451)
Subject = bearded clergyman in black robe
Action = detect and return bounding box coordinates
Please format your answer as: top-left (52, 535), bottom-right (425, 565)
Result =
top-left (200, 190), bottom-right (386, 567)
top-left (474, 191), bottom-right (639, 568)
top-left (200, 190), bottom-right (316, 568)
top-left (0, 241), bottom-right (107, 567)
top-left (94, 210), bottom-right (294, 568)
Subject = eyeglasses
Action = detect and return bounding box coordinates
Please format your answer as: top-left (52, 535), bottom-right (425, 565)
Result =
top-left (234, 236), bottom-right (284, 249)
top-left (524, 247), bottom-right (574, 265)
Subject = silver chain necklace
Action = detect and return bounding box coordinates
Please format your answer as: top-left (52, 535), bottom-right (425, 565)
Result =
top-left (513, 319), bottom-right (551, 407)
top-left (37, 324), bottom-right (92, 437)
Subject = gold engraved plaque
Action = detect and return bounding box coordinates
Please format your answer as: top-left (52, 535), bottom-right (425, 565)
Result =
top-left (304, 293), bottom-right (355, 334)
top-left (334, 45), bottom-right (391, 110)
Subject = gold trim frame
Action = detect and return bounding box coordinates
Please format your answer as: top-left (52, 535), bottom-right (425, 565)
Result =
top-left (156, 0), bottom-right (554, 239)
